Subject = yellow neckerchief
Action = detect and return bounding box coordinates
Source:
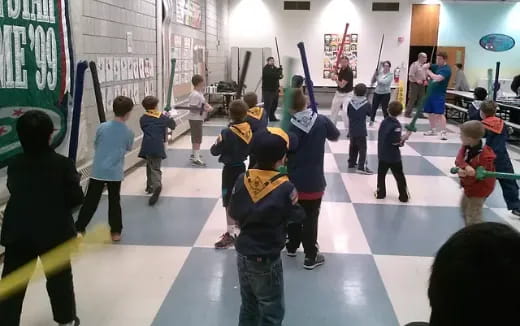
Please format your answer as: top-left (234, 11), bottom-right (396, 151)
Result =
top-left (230, 122), bottom-right (253, 144)
top-left (244, 169), bottom-right (289, 203)
top-left (247, 107), bottom-right (264, 120)
top-left (144, 109), bottom-right (162, 118)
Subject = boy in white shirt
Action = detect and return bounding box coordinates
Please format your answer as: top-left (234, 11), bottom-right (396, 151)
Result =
top-left (188, 75), bottom-right (213, 166)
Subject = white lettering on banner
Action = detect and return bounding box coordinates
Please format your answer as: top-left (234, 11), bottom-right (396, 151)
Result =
top-left (46, 27), bottom-right (56, 90)
top-left (13, 25), bottom-right (27, 89)
top-left (7, 0), bottom-right (21, 19)
top-left (1, 26), bottom-right (14, 88)
top-left (48, 0), bottom-right (54, 23)
top-left (0, 0), bottom-right (4, 18)
top-left (33, 24), bottom-right (45, 89)
top-left (0, 30), bottom-right (3, 87)
top-left (22, 0), bottom-right (30, 20)
top-left (31, 0), bottom-right (49, 23)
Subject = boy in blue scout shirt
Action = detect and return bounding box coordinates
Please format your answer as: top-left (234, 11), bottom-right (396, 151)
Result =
top-left (211, 100), bottom-right (253, 249)
top-left (243, 92), bottom-right (268, 170)
top-left (347, 83), bottom-right (373, 174)
top-left (286, 88), bottom-right (340, 270)
top-left (467, 87), bottom-right (487, 121)
top-left (375, 101), bottom-right (410, 203)
top-left (229, 128), bottom-right (305, 326)
top-left (138, 96), bottom-right (176, 206)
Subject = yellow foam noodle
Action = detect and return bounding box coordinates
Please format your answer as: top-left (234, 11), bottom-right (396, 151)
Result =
top-left (0, 224), bottom-right (111, 300)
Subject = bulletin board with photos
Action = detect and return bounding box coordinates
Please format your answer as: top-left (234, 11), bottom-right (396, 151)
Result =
top-left (95, 56), bottom-right (155, 112)
top-left (323, 33), bottom-right (359, 79)
top-left (170, 34), bottom-right (206, 100)
top-left (176, 0), bottom-right (202, 29)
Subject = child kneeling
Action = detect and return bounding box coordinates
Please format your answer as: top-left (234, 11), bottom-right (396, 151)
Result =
top-left (455, 120), bottom-right (496, 225)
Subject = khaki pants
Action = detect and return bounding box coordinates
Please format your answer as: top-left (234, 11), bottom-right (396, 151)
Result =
top-left (146, 157), bottom-right (162, 191)
top-left (405, 82), bottom-right (425, 116)
top-left (460, 194), bottom-right (486, 226)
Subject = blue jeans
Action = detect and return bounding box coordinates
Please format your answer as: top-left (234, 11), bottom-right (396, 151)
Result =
top-left (237, 253), bottom-right (285, 326)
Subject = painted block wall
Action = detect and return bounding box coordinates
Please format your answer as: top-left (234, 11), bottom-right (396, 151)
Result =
top-left (438, 2), bottom-right (520, 88)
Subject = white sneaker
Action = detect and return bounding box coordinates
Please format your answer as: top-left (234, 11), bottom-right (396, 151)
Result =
top-left (424, 130), bottom-right (437, 136)
top-left (192, 159), bottom-right (206, 167)
top-left (369, 121), bottom-right (374, 127)
top-left (440, 131), bottom-right (448, 140)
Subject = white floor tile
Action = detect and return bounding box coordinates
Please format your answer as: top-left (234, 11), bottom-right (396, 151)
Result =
top-left (374, 255), bottom-right (433, 325)
top-left (327, 140), bottom-right (421, 156)
top-left (342, 173), bottom-right (462, 207)
top-left (194, 199), bottom-right (227, 248)
top-left (168, 135), bottom-right (218, 150)
top-left (121, 167), bottom-right (221, 198)
top-left (423, 156), bottom-right (457, 177)
top-left (21, 245), bottom-right (191, 326)
top-left (490, 208), bottom-right (520, 232)
top-left (324, 153), bottom-right (340, 173)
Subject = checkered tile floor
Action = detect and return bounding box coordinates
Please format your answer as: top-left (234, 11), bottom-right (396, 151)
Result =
top-left (18, 110), bottom-right (520, 326)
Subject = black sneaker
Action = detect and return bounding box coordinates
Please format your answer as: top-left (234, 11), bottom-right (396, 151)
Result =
top-left (145, 187), bottom-right (153, 194)
top-left (357, 167), bottom-right (374, 175)
top-left (304, 253), bottom-right (325, 270)
top-left (374, 191), bottom-right (386, 199)
top-left (286, 248), bottom-right (297, 257)
top-left (59, 317), bottom-right (80, 326)
top-left (512, 209), bottom-right (520, 218)
top-left (399, 190), bottom-right (410, 203)
top-left (149, 186), bottom-right (162, 206)
top-left (348, 164), bottom-right (357, 169)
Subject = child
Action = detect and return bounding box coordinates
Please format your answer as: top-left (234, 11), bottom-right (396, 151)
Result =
top-left (0, 110), bottom-right (83, 326)
top-left (455, 120), bottom-right (496, 225)
top-left (375, 101), bottom-right (410, 202)
top-left (75, 96), bottom-right (134, 242)
top-left (347, 83), bottom-right (373, 174)
top-left (229, 128), bottom-right (305, 325)
top-left (243, 92), bottom-right (268, 134)
top-left (211, 100), bottom-right (252, 248)
top-left (138, 96), bottom-right (176, 206)
top-left (188, 74), bottom-right (213, 166)
top-left (286, 88), bottom-right (340, 270)
top-left (467, 87), bottom-right (487, 121)
top-left (480, 100), bottom-right (520, 217)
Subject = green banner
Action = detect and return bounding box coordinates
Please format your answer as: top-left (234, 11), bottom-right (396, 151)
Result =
top-left (0, 0), bottom-right (73, 168)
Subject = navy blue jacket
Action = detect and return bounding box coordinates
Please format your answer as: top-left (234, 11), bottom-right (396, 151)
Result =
top-left (210, 122), bottom-right (252, 165)
top-left (230, 170), bottom-right (305, 257)
top-left (482, 117), bottom-right (511, 165)
top-left (467, 101), bottom-right (482, 121)
top-left (139, 111), bottom-right (176, 159)
top-left (378, 116), bottom-right (403, 163)
top-left (347, 97), bottom-right (370, 137)
top-left (246, 107), bottom-right (268, 133)
top-left (288, 114), bottom-right (340, 193)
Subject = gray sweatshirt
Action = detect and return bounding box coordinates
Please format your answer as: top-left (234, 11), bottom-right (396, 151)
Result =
top-left (373, 72), bottom-right (393, 94)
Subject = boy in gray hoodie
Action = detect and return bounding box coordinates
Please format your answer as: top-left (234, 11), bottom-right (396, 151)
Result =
top-left (347, 83), bottom-right (373, 174)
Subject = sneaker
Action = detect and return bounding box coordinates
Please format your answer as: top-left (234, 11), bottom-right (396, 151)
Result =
top-left (399, 190), bottom-right (411, 203)
top-left (357, 167), bottom-right (374, 175)
top-left (111, 233), bottom-right (121, 242)
top-left (374, 191), bottom-right (386, 199)
top-left (145, 187), bottom-right (153, 194)
top-left (286, 248), bottom-right (297, 257)
top-left (347, 163), bottom-right (357, 169)
top-left (59, 317), bottom-right (80, 326)
top-left (440, 131), bottom-right (448, 141)
top-left (192, 159), bottom-right (206, 167)
top-left (424, 130), bottom-right (437, 136)
top-left (369, 121), bottom-right (374, 127)
top-left (304, 253), bottom-right (325, 270)
top-left (215, 232), bottom-right (235, 249)
top-left (149, 186), bottom-right (162, 206)
top-left (190, 154), bottom-right (203, 160)
top-left (512, 209), bottom-right (520, 218)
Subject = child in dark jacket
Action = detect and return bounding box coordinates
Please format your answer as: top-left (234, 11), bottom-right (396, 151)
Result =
top-left (286, 88), bottom-right (340, 270)
top-left (0, 111), bottom-right (84, 326)
top-left (480, 100), bottom-right (520, 217)
top-left (243, 92), bottom-right (268, 169)
top-left (467, 87), bottom-right (487, 121)
top-left (376, 101), bottom-right (410, 202)
top-left (347, 83), bottom-right (373, 174)
top-left (211, 100), bottom-right (252, 248)
top-left (455, 120), bottom-right (496, 225)
top-left (230, 128), bottom-right (305, 326)
top-left (139, 96), bottom-right (176, 206)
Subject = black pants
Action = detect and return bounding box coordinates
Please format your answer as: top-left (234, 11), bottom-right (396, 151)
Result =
top-left (263, 90), bottom-right (279, 120)
top-left (496, 157), bottom-right (520, 210)
top-left (377, 160), bottom-right (408, 199)
top-left (371, 93), bottom-right (391, 122)
top-left (0, 243), bottom-right (77, 325)
top-left (75, 178), bottom-right (122, 233)
top-left (348, 136), bottom-right (367, 169)
top-left (287, 198), bottom-right (322, 258)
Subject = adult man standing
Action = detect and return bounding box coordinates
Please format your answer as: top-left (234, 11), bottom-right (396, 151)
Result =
top-left (423, 52), bottom-right (452, 141)
top-left (331, 57), bottom-right (354, 129)
top-left (262, 57), bottom-right (283, 122)
top-left (405, 53), bottom-right (428, 118)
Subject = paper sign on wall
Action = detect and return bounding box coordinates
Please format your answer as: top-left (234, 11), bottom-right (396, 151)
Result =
top-left (97, 57), bottom-right (106, 83)
top-left (113, 58), bottom-right (121, 81)
top-left (105, 57), bottom-right (114, 82)
top-left (121, 58), bottom-right (128, 80)
top-left (114, 85), bottom-right (121, 99)
top-left (144, 81), bottom-right (151, 97)
top-left (127, 58), bottom-right (134, 80)
top-left (106, 87), bottom-right (114, 111)
top-left (138, 58), bottom-right (146, 79)
top-left (148, 58), bottom-right (154, 77)
top-left (133, 83), bottom-right (140, 104)
top-left (121, 85), bottom-right (129, 97)
top-left (132, 58), bottom-right (139, 79)
top-left (127, 32), bottom-right (134, 53)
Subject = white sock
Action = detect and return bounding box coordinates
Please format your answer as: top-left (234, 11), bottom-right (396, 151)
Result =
top-left (194, 150), bottom-right (200, 160)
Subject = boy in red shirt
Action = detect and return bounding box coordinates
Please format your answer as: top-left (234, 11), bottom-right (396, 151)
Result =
top-left (455, 120), bottom-right (496, 225)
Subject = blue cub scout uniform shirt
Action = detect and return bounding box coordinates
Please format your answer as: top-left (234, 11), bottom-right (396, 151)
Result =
top-left (139, 112), bottom-right (176, 159)
top-left (378, 117), bottom-right (403, 163)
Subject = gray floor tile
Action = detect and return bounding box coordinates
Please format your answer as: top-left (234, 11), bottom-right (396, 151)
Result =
top-left (407, 142), bottom-right (461, 157)
top-left (323, 172), bottom-right (351, 202)
top-left (334, 154), bottom-right (444, 176)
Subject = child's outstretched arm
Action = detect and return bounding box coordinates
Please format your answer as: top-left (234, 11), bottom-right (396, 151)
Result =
top-left (210, 133), bottom-right (223, 156)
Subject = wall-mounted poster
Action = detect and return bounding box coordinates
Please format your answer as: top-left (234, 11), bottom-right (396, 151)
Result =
top-left (113, 58), bottom-right (121, 81)
top-left (132, 58), bottom-right (139, 79)
top-left (176, 0), bottom-right (202, 29)
top-left (121, 85), bottom-right (129, 97)
top-left (127, 58), bottom-right (134, 80)
top-left (323, 32), bottom-right (359, 80)
top-left (132, 83), bottom-right (140, 104)
top-left (106, 57), bottom-right (114, 82)
top-left (114, 85), bottom-right (122, 99)
top-left (106, 87), bottom-right (114, 112)
top-left (97, 57), bottom-right (106, 83)
top-left (479, 34), bottom-right (515, 52)
top-left (138, 58), bottom-right (146, 79)
top-left (121, 58), bottom-right (129, 80)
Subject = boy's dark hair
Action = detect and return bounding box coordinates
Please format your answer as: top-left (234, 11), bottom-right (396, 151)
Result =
top-left (142, 96), bottom-right (159, 111)
top-left (437, 51), bottom-right (448, 60)
top-left (191, 74), bottom-right (204, 87)
top-left (252, 129), bottom-right (287, 168)
top-left (17, 110), bottom-right (53, 154)
top-left (292, 75), bottom-right (304, 88)
top-left (243, 92), bottom-right (258, 108)
top-left (388, 101), bottom-right (403, 117)
top-left (266, 57), bottom-right (274, 62)
top-left (292, 88), bottom-right (307, 112)
top-left (382, 60), bottom-right (391, 68)
top-left (460, 120), bottom-right (485, 139)
top-left (229, 100), bottom-right (248, 122)
top-left (354, 83), bottom-right (367, 97)
top-left (113, 96), bottom-right (134, 117)
top-left (456, 63), bottom-right (463, 69)
top-left (428, 222), bottom-right (520, 326)
top-left (480, 100), bottom-right (498, 117)
top-left (474, 87), bottom-right (488, 101)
